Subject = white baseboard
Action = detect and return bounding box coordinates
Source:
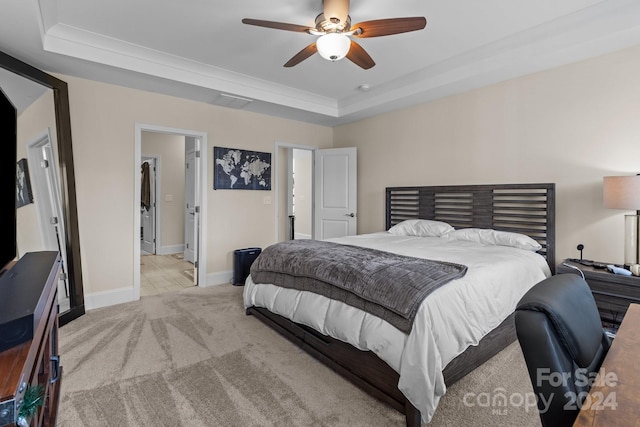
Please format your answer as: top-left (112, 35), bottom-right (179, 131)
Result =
top-left (84, 270), bottom-right (234, 309)
top-left (294, 233), bottom-right (312, 240)
top-left (201, 269), bottom-right (233, 287)
top-left (84, 287), bottom-right (137, 310)
top-left (156, 244), bottom-right (185, 255)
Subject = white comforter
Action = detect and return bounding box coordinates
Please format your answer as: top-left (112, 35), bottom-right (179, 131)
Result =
top-left (243, 232), bottom-right (551, 423)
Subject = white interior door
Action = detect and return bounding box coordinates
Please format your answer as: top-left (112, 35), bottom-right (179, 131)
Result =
top-left (27, 130), bottom-right (70, 311)
top-left (314, 147), bottom-right (357, 240)
top-left (140, 158), bottom-right (156, 254)
top-left (28, 141), bottom-right (58, 252)
top-left (184, 137), bottom-right (199, 284)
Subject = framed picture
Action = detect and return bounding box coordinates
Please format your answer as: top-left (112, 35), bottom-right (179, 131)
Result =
top-left (16, 158), bottom-right (34, 208)
top-left (214, 146), bottom-right (271, 190)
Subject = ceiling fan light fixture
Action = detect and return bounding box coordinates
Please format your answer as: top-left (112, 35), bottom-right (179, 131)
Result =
top-left (242, 4), bottom-right (426, 69)
top-left (316, 33), bottom-right (350, 61)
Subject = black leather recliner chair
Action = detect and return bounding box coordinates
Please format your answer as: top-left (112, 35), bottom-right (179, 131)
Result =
top-left (515, 274), bottom-right (611, 427)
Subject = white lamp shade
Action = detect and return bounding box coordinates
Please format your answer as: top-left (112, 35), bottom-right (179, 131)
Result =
top-left (316, 33), bottom-right (351, 61)
top-left (603, 175), bottom-right (640, 210)
top-left (604, 175), bottom-right (640, 265)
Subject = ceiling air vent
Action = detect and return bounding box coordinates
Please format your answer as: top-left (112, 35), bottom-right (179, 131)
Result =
top-left (211, 93), bottom-right (253, 109)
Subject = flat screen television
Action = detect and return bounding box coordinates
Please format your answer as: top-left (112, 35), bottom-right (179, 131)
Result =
top-left (0, 86), bottom-right (17, 274)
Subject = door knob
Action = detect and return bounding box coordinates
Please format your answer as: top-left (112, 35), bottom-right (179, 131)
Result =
top-left (345, 213), bottom-right (355, 217)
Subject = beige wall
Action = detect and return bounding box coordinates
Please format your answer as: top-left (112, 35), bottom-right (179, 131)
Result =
top-left (334, 44), bottom-right (640, 265)
top-left (141, 132), bottom-right (186, 250)
top-left (56, 43), bottom-right (640, 306)
top-left (62, 74), bottom-right (332, 301)
top-left (16, 89), bottom-right (57, 256)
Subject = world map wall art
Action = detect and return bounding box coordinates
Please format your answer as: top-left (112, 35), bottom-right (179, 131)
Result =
top-left (214, 146), bottom-right (272, 190)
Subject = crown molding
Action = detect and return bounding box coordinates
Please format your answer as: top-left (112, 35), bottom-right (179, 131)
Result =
top-left (35, 0), bottom-right (640, 126)
top-left (41, 21), bottom-right (339, 116)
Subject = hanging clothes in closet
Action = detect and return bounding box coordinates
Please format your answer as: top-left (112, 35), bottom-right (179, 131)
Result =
top-left (141, 161), bottom-right (151, 211)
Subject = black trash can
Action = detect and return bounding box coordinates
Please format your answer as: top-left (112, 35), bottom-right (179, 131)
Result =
top-left (233, 247), bottom-right (262, 286)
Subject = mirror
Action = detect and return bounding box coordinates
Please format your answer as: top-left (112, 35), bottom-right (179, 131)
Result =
top-left (0, 50), bottom-right (84, 326)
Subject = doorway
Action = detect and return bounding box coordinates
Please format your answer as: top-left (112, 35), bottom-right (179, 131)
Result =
top-left (288, 148), bottom-right (313, 240)
top-left (134, 124), bottom-right (208, 300)
top-left (276, 143), bottom-right (357, 243)
top-left (275, 142), bottom-right (316, 242)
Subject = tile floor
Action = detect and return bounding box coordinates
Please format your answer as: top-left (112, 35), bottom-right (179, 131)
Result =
top-left (140, 253), bottom-right (195, 297)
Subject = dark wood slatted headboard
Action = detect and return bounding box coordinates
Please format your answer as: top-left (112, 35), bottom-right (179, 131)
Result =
top-left (385, 183), bottom-right (556, 273)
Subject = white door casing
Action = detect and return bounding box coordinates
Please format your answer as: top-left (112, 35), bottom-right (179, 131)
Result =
top-left (135, 124), bottom-right (207, 299)
top-left (140, 157), bottom-right (156, 254)
top-left (314, 147), bottom-right (357, 240)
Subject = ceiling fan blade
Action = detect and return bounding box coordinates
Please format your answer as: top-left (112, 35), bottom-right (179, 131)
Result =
top-left (351, 17), bottom-right (427, 38)
top-left (346, 40), bottom-right (375, 70)
top-left (284, 43), bottom-right (318, 67)
top-left (323, 0), bottom-right (349, 26)
top-left (242, 18), bottom-right (312, 33)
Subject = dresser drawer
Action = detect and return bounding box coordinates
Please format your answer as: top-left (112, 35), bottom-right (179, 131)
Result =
top-left (592, 293), bottom-right (631, 324)
top-left (586, 277), bottom-right (640, 302)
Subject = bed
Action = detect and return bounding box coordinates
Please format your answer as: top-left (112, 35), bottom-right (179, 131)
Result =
top-left (243, 183), bottom-right (556, 426)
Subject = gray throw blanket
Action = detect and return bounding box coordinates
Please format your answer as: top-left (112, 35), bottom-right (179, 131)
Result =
top-left (250, 239), bottom-right (468, 333)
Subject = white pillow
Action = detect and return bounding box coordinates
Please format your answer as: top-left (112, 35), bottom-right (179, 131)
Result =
top-left (388, 219), bottom-right (454, 238)
top-left (445, 228), bottom-right (542, 251)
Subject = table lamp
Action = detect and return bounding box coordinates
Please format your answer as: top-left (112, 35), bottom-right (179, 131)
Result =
top-left (603, 175), bottom-right (640, 266)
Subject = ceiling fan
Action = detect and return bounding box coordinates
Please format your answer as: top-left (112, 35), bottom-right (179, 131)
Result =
top-left (241, 0), bottom-right (426, 70)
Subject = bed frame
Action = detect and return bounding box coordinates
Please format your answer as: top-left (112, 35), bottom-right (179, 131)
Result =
top-left (246, 183), bottom-right (556, 426)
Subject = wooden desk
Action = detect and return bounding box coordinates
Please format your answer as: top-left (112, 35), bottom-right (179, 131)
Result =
top-left (573, 303), bottom-right (640, 426)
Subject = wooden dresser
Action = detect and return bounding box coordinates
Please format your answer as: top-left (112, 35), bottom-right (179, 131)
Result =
top-left (557, 259), bottom-right (640, 328)
top-left (0, 252), bottom-right (62, 427)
